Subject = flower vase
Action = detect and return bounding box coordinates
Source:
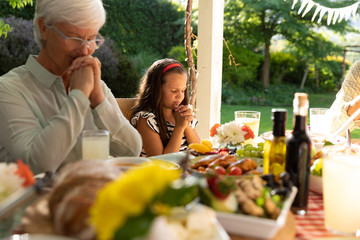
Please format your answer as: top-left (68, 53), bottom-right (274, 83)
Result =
top-left (0, 216), bottom-right (15, 238)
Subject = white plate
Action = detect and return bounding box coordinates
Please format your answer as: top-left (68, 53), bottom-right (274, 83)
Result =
top-left (6, 234), bottom-right (76, 240)
top-left (310, 132), bottom-right (347, 149)
top-left (149, 152), bottom-right (195, 162)
top-left (261, 131), bottom-right (346, 148)
top-left (309, 174), bottom-right (323, 195)
top-left (216, 186), bottom-right (297, 239)
top-left (106, 157), bottom-right (151, 170)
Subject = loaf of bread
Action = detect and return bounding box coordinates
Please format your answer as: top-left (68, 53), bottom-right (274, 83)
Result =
top-left (48, 160), bottom-right (123, 239)
top-left (52, 159), bottom-right (121, 188)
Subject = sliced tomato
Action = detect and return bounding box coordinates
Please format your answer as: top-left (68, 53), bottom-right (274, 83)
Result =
top-left (207, 177), bottom-right (229, 199)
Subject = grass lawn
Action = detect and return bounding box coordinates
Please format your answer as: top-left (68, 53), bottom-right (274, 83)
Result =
top-left (220, 92), bottom-right (360, 138)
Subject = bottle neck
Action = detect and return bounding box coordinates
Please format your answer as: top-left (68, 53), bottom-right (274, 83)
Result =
top-left (293, 115), bottom-right (307, 132)
top-left (293, 105), bottom-right (308, 118)
top-left (273, 120), bottom-right (286, 136)
top-left (293, 103), bottom-right (308, 129)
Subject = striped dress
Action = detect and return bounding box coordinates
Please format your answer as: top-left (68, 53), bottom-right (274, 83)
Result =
top-left (131, 111), bottom-right (198, 157)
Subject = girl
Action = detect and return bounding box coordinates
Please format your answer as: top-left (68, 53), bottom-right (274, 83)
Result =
top-left (131, 59), bottom-right (200, 157)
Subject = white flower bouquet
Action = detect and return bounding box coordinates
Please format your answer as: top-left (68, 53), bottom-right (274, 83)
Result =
top-left (210, 121), bottom-right (255, 147)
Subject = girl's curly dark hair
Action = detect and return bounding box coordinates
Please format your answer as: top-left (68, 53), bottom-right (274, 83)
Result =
top-left (132, 58), bottom-right (189, 146)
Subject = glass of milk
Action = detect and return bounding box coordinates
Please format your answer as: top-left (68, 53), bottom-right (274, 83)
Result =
top-left (82, 129), bottom-right (110, 160)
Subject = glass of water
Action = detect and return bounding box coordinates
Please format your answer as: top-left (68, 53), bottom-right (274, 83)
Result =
top-left (309, 108), bottom-right (329, 134)
top-left (234, 111), bottom-right (261, 137)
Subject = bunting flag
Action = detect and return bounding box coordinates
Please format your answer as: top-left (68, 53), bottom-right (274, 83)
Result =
top-left (287, 0), bottom-right (360, 25)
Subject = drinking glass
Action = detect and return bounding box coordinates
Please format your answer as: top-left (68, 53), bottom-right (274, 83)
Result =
top-left (234, 111), bottom-right (261, 137)
top-left (322, 145), bottom-right (360, 236)
top-left (309, 108), bottom-right (329, 134)
top-left (82, 129), bottom-right (110, 160)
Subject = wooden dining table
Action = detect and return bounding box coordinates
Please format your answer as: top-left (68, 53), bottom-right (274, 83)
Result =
top-left (3, 148), bottom-right (359, 240)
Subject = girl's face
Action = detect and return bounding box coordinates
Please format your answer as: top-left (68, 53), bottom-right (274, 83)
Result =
top-left (161, 72), bottom-right (187, 109)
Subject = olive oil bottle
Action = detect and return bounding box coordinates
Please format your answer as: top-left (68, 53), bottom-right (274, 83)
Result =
top-left (286, 93), bottom-right (312, 215)
top-left (263, 109), bottom-right (287, 181)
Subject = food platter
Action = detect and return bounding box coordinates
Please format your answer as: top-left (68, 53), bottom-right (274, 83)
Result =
top-left (185, 151), bottom-right (297, 239)
top-left (216, 186), bottom-right (297, 239)
top-left (189, 155), bottom-right (263, 177)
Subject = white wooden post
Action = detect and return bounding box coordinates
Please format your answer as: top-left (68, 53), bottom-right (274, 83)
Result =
top-left (196, 0), bottom-right (224, 139)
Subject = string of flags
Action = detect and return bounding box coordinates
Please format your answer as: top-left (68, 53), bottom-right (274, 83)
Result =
top-left (287, 0), bottom-right (360, 25)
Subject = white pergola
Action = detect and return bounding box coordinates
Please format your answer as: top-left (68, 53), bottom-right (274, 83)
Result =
top-left (196, 0), bottom-right (224, 139)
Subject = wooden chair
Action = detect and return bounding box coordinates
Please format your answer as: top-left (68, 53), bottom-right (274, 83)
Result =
top-left (116, 98), bottom-right (136, 121)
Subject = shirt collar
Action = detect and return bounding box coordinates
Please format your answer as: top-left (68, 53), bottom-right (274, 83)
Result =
top-left (25, 55), bottom-right (61, 88)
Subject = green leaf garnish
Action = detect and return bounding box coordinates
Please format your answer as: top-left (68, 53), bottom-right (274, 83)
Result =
top-left (323, 141), bottom-right (334, 146)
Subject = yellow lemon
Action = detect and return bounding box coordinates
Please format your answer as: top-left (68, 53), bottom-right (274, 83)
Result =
top-left (200, 139), bottom-right (213, 151)
top-left (188, 143), bottom-right (211, 154)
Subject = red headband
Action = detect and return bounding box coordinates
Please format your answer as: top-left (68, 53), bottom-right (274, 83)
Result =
top-left (162, 63), bottom-right (183, 74)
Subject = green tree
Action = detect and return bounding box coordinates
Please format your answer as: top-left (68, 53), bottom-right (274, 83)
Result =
top-left (286, 31), bottom-right (342, 89)
top-left (0, 0), bottom-right (33, 38)
top-left (223, 0), bottom-right (357, 89)
top-left (101, 0), bottom-right (185, 57)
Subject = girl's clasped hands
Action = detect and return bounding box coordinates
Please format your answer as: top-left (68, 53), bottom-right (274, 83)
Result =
top-left (173, 104), bottom-right (195, 129)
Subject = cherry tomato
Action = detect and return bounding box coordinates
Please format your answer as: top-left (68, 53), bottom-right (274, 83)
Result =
top-left (229, 166), bottom-right (243, 176)
top-left (214, 166), bottom-right (226, 175)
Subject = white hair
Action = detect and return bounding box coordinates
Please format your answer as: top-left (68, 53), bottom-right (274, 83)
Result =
top-left (33, 0), bottom-right (106, 48)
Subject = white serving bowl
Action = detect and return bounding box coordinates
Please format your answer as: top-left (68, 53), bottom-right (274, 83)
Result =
top-left (149, 159), bottom-right (180, 170)
top-left (216, 186), bottom-right (297, 239)
top-left (309, 174), bottom-right (323, 195)
top-left (106, 157), bottom-right (151, 170)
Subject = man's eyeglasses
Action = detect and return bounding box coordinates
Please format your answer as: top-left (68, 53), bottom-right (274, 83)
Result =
top-left (52, 25), bottom-right (104, 51)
